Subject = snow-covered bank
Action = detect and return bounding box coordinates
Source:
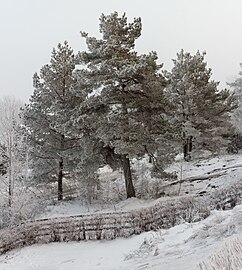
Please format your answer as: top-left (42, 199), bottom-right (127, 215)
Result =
top-left (1, 153), bottom-right (242, 269)
top-left (0, 195), bottom-right (210, 256)
top-left (164, 152), bottom-right (242, 196)
top-left (1, 205), bottom-right (242, 270)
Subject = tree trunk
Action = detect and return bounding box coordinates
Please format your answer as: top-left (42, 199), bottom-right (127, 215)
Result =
top-left (58, 157), bottom-right (63, 201)
top-left (182, 106), bottom-right (193, 161)
top-left (122, 154), bottom-right (135, 198)
top-left (8, 135), bottom-right (13, 207)
top-left (8, 171), bottom-right (12, 207)
top-left (183, 136), bottom-right (193, 161)
top-left (120, 94), bottom-right (136, 198)
top-left (58, 135), bottom-right (64, 201)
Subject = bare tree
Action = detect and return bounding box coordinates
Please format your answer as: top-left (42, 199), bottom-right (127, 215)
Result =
top-left (0, 96), bottom-right (24, 207)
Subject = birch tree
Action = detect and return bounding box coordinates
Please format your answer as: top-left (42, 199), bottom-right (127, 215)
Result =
top-left (0, 96), bottom-right (24, 207)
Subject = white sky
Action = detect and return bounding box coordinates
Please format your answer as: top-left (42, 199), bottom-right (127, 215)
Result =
top-left (0, 0), bottom-right (242, 101)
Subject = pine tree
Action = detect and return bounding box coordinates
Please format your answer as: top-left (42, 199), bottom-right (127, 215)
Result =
top-left (165, 50), bottom-right (236, 160)
top-left (74, 12), bottom-right (172, 198)
top-left (23, 42), bottom-right (81, 201)
top-left (227, 63), bottom-right (242, 134)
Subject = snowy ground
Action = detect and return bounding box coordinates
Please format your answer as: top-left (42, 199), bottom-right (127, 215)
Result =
top-left (1, 153), bottom-right (242, 269)
top-left (1, 205), bottom-right (242, 270)
top-left (164, 152), bottom-right (242, 196)
top-left (38, 153), bottom-right (242, 219)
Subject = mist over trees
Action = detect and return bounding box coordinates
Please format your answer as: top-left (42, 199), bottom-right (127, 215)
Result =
top-left (0, 12), bottom-right (237, 226)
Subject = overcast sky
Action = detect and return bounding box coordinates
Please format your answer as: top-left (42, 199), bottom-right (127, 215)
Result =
top-left (1, 0), bottom-right (242, 101)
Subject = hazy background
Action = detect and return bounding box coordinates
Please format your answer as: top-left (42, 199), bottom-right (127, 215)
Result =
top-left (0, 0), bottom-right (242, 101)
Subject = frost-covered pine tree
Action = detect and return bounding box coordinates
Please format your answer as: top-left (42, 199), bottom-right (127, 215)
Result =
top-left (227, 63), bottom-right (242, 134)
top-left (165, 50), bottom-right (235, 160)
top-left (74, 12), bottom-right (172, 198)
top-left (23, 42), bottom-right (82, 201)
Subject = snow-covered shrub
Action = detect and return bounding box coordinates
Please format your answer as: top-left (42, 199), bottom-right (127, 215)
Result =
top-left (124, 237), bottom-right (157, 260)
top-left (0, 188), bottom-right (46, 229)
top-left (226, 134), bottom-right (242, 154)
top-left (131, 156), bottom-right (175, 199)
top-left (208, 182), bottom-right (242, 211)
top-left (198, 237), bottom-right (242, 270)
top-left (178, 197), bottom-right (210, 223)
top-left (136, 177), bottom-right (166, 199)
top-left (97, 169), bottom-right (126, 203)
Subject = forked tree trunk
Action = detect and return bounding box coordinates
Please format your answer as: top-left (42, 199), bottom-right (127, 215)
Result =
top-left (122, 154), bottom-right (135, 198)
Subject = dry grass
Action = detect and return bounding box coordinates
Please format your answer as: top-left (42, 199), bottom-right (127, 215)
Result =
top-left (199, 237), bottom-right (242, 270)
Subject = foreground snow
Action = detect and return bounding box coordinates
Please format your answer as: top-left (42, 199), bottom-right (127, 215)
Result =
top-left (1, 205), bottom-right (242, 270)
top-left (1, 153), bottom-right (242, 269)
